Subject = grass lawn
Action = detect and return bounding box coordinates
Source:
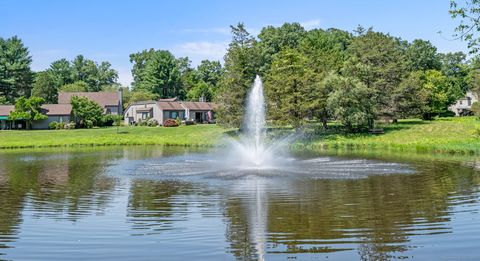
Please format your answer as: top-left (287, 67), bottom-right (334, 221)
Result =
top-left (298, 117), bottom-right (480, 155)
top-left (0, 124), bottom-right (230, 149)
top-left (0, 117), bottom-right (479, 155)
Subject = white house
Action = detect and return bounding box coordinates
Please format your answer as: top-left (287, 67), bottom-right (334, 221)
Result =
top-left (124, 98), bottom-right (217, 125)
top-left (448, 91), bottom-right (479, 116)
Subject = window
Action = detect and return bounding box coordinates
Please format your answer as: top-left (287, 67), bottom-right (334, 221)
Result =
top-left (171, 111), bottom-right (178, 119)
top-left (142, 112), bottom-right (149, 119)
top-left (468, 97), bottom-right (472, 106)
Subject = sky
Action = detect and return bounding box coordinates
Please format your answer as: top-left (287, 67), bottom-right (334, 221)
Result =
top-left (0, 0), bottom-right (469, 87)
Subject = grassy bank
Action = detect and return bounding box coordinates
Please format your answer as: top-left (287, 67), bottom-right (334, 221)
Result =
top-left (0, 117), bottom-right (478, 154)
top-left (297, 117), bottom-right (480, 155)
top-left (0, 125), bottom-right (229, 149)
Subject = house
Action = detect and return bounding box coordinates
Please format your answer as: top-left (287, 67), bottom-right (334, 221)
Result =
top-left (124, 98), bottom-right (218, 125)
top-left (0, 104), bottom-right (72, 130)
top-left (58, 91), bottom-right (123, 115)
top-left (448, 91), bottom-right (479, 116)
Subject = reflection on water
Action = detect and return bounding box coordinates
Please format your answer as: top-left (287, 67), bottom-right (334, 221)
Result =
top-left (0, 146), bottom-right (479, 260)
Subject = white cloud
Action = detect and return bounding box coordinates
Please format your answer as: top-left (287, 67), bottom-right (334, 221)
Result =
top-left (173, 41), bottom-right (228, 65)
top-left (300, 19), bottom-right (321, 30)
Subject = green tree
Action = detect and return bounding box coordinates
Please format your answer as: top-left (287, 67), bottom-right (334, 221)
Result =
top-left (8, 96), bottom-right (47, 129)
top-left (422, 70), bottom-right (463, 119)
top-left (326, 74), bottom-right (375, 132)
top-left (216, 23), bottom-right (259, 127)
top-left (393, 71), bottom-right (429, 118)
top-left (0, 96), bottom-right (7, 105)
top-left (186, 81), bottom-right (213, 102)
top-left (0, 36), bottom-right (34, 103)
top-left (439, 52), bottom-right (469, 92)
top-left (406, 39), bottom-right (441, 71)
top-left (32, 71), bottom-right (59, 103)
top-left (197, 60), bottom-right (223, 87)
top-left (70, 96), bottom-right (103, 128)
top-left (300, 28), bottom-right (352, 75)
top-left (49, 58), bottom-right (73, 87)
top-left (130, 49), bottom-right (182, 98)
top-left (343, 29), bottom-right (407, 119)
top-left (60, 81), bottom-right (89, 92)
top-left (450, 0), bottom-right (480, 54)
top-left (123, 89), bottom-right (158, 108)
top-left (265, 48), bottom-right (320, 128)
top-left (257, 22), bottom-right (306, 73)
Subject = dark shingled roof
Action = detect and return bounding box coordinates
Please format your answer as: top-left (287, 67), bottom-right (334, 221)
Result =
top-left (0, 105), bottom-right (15, 116)
top-left (156, 101), bottom-right (185, 110)
top-left (181, 101), bottom-right (218, 111)
top-left (58, 92), bottom-right (120, 107)
top-left (41, 104), bottom-right (72, 115)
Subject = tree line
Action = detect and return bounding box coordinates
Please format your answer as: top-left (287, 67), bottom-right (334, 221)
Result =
top-left (216, 23), bottom-right (480, 131)
top-left (0, 37), bottom-right (224, 108)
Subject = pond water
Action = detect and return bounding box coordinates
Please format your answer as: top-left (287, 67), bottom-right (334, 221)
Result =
top-left (0, 146), bottom-right (479, 261)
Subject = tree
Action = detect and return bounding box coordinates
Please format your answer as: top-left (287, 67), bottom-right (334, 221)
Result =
top-left (49, 58), bottom-right (73, 87)
top-left (326, 74), bottom-right (375, 132)
top-left (406, 39), bottom-right (441, 71)
top-left (439, 52), bottom-right (469, 92)
top-left (257, 22), bottom-right (306, 73)
top-left (8, 96), bottom-right (47, 129)
top-left (130, 49), bottom-right (182, 98)
top-left (197, 60), bottom-right (223, 87)
top-left (0, 36), bottom-right (34, 103)
top-left (123, 89), bottom-right (158, 108)
top-left (60, 81), bottom-right (89, 92)
top-left (422, 70), bottom-right (463, 119)
top-left (112, 114), bottom-right (123, 134)
top-left (32, 71), bottom-right (59, 103)
top-left (70, 96), bottom-right (103, 128)
top-left (300, 28), bottom-right (352, 76)
top-left (265, 48), bottom-right (320, 128)
top-left (216, 23), bottom-right (259, 127)
top-left (343, 29), bottom-right (407, 119)
top-left (450, 0), bottom-right (480, 54)
top-left (393, 71), bottom-right (430, 118)
top-left (187, 81), bottom-right (213, 102)
top-left (0, 96), bottom-right (7, 105)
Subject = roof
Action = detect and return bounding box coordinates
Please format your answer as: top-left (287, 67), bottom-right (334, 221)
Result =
top-left (181, 101), bottom-right (218, 111)
top-left (158, 97), bottom-right (178, 102)
top-left (41, 104), bottom-right (72, 115)
top-left (0, 105), bottom-right (14, 116)
top-left (156, 101), bottom-right (184, 110)
top-left (58, 92), bottom-right (120, 107)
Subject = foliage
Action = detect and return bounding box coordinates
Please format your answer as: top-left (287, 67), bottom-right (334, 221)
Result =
top-left (147, 118), bottom-right (158, 127)
top-left (163, 118), bottom-right (179, 127)
top-left (0, 96), bottom-right (8, 105)
top-left (265, 48), bottom-right (320, 128)
top-left (471, 101), bottom-right (480, 117)
top-left (186, 81), bottom-right (213, 101)
top-left (175, 117), bottom-right (181, 126)
top-left (405, 39), bottom-right (441, 71)
top-left (325, 74), bottom-right (375, 132)
top-left (49, 121), bottom-right (58, 130)
top-left (61, 81), bottom-right (89, 92)
top-left (70, 96), bottom-right (103, 128)
top-left (0, 36), bottom-right (33, 103)
top-left (9, 96), bottom-right (47, 129)
top-left (216, 23), bottom-right (259, 127)
top-left (450, 0), bottom-right (480, 54)
top-left (32, 71), bottom-right (59, 103)
top-left (122, 89), bottom-right (158, 108)
top-left (130, 49), bottom-right (183, 98)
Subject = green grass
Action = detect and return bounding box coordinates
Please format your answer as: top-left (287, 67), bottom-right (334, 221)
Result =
top-left (297, 117), bottom-right (480, 155)
top-left (0, 124), bottom-right (230, 149)
top-left (1, 117), bottom-right (479, 155)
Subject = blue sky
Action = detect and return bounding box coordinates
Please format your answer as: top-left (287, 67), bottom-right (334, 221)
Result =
top-left (1, 0), bottom-right (468, 86)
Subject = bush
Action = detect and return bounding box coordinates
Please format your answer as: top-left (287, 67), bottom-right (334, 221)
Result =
top-left (147, 118), bottom-right (159, 127)
top-left (84, 119), bottom-right (94, 129)
top-left (163, 118), bottom-right (179, 127)
top-left (176, 117), bottom-right (182, 126)
top-left (102, 114), bottom-right (116, 126)
top-left (64, 121), bottom-right (76, 130)
top-left (49, 121), bottom-right (58, 130)
top-left (56, 122), bottom-right (65, 130)
top-left (471, 102), bottom-right (480, 118)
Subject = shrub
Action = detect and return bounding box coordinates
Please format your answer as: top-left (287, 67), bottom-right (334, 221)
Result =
top-left (176, 117), bottom-right (182, 126)
top-left (56, 122), bottom-right (65, 130)
top-left (471, 102), bottom-right (480, 118)
top-left (64, 121), bottom-right (76, 130)
top-left (147, 118), bottom-right (159, 127)
top-left (84, 119), bottom-right (94, 129)
top-left (102, 114), bottom-right (116, 126)
top-left (163, 118), bottom-right (179, 127)
top-left (49, 121), bottom-right (58, 130)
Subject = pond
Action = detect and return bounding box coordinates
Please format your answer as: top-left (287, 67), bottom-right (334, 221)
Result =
top-left (0, 146), bottom-right (479, 260)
